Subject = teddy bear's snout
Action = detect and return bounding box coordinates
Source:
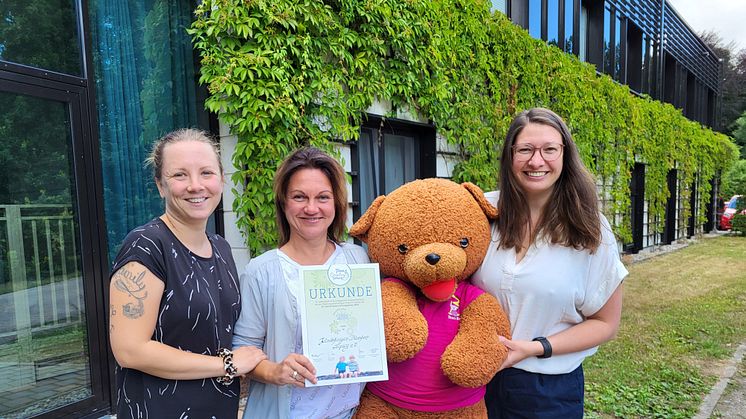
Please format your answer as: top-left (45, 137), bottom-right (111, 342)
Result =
top-left (425, 253), bottom-right (441, 265)
top-left (403, 243), bottom-right (467, 290)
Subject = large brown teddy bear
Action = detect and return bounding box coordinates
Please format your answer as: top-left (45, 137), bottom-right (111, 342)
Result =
top-left (350, 178), bottom-right (511, 419)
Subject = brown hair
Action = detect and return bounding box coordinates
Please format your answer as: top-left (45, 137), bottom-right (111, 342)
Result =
top-left (273, 147), bottom-right (348, 246)
top-left (496, 107), bottom-right (601, 252)
top-left (146, 128), bottom-right (223, 182)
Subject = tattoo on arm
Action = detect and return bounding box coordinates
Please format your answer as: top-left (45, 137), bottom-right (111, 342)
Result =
top-left (113, 268), bottom-right (149, 319)
top-left (109, 304), bottom-right (116, 333)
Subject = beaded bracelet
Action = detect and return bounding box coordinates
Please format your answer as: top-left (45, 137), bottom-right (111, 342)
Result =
top-left (216, 348), bottom-right (238, 386)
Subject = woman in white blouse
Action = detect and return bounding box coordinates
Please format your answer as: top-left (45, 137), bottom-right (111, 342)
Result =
top-left (473, 108), bottom-right (627, 418)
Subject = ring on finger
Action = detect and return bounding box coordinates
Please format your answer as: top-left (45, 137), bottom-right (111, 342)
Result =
top-left (291, 370), bottom-right (298, 380)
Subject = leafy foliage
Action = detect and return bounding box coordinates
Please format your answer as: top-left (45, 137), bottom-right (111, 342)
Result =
top-left (732, 213), bottom-right (746, 236)
top-left (731, 195), bottom-right (746, 236)
top-left (721, 160), bottom-right (746, 197)
top-left (190, 0), bottom-right (739, 253)
top-left (699, 31), bottom-right (746, 140)
top-left (732, 110), bottom-right (746, 159)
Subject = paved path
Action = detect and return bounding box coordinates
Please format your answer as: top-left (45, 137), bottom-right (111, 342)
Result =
top-left (697, 342), bottom-right (746, 418)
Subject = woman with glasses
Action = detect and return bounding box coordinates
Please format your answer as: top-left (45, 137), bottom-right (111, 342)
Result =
top-left (472, 108), bottom-right (627, 418)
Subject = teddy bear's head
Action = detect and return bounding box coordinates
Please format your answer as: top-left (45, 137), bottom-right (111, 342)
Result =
top-left (350, 178), bottom-right (497, 302)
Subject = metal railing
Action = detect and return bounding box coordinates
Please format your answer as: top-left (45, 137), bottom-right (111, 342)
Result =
top-left (0, 204), bottom-right (84, 341)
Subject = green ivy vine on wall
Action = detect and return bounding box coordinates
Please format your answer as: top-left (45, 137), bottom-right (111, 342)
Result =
top-left (189, 0), bottom-right (739, 254)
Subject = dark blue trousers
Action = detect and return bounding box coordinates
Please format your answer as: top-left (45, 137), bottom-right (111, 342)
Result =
top-left (485, 365), bottom-right (584, 419)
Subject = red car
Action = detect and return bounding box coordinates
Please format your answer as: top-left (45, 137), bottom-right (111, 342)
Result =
top-left (720, 195), bottom-right (744, 230)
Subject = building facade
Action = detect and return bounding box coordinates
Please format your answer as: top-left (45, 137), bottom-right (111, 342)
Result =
top-left (491, 0), bottom-right (722, 252)
top-left (0, 0), bottom-right (720, 417)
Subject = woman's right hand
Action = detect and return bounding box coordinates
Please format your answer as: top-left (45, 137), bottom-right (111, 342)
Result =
top-left (497, 335), bottom-right (542, 371)
top-left (274, 353), bottom-right (317, 387)
top-left (232, 346), bottom-right (267, 376)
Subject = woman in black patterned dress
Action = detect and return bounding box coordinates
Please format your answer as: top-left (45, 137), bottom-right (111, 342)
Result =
top-left (108, 129), bottom-right (266, 418)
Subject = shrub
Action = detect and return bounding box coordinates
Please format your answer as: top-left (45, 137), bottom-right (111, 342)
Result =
top-left (732, 213), bottom-right (746, 236)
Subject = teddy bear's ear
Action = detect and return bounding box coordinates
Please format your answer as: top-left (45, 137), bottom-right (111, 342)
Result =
top-left (349, 195), bottom-right (386, 243)
top-left (461, 182), bottom-right (498, 220)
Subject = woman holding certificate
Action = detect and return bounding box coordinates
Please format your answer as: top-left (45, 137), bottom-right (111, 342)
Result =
top-left (233, 146), bottom-right (369, 418)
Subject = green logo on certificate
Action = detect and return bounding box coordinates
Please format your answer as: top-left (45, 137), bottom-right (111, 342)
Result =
top-left (327, 264), bottom-right (352, 285)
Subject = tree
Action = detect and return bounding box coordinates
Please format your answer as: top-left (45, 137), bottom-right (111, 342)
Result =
top-left (721, 159), bottom-right (746, 198)
top-left (732, 110), bottom-right (746, 159)
top-left (700, 31), bottom-right (746, 135)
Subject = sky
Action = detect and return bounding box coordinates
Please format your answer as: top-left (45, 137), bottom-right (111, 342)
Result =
top-left (667, 0), bottom-right (746, 52)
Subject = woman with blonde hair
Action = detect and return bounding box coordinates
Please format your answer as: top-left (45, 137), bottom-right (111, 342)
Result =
top-left (109, 129), bottom-right (266, 418)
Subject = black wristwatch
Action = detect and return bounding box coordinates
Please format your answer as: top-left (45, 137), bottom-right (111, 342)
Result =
top-left (532, 337), bottom-right (552, 359)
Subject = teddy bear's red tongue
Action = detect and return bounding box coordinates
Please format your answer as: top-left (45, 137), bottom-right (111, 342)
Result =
top-left (421, 278), bottom-right (456, 301)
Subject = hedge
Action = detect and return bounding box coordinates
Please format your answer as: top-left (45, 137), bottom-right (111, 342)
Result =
top-left (189, 0), bottom-right (739, 254)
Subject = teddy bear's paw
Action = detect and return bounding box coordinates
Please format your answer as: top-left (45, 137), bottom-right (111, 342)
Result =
top-left (381, 280), bottom-right (429, 362)
top-left (442, 340), bottom-right (508, 388)
top-left (385, 313), bottom-right (428, 362)
top-left (440, 342), bottom-right (490, 388)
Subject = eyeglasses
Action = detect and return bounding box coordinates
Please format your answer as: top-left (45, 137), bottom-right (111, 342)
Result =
top-left (512, 143), bottom-right (564, 162)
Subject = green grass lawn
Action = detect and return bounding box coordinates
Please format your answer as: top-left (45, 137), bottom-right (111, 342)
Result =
top-left (0, 325), bottom-right (87, 365)
top-left (584, 236), bottom-right (746, 418)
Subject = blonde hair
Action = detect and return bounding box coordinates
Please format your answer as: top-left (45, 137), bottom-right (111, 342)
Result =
top-left (146, 128), bottom-right (222, 181)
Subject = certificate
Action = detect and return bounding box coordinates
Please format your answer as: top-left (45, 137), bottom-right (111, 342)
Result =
top-left (298, 263), bottom-right (388, 386)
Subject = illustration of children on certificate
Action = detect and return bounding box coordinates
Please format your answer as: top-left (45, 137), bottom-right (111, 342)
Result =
top-left (298, 263), bottom-right (388, 386)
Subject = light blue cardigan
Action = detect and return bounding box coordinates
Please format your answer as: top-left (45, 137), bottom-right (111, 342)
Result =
top-left (233, 244), bottom-right (369, 419)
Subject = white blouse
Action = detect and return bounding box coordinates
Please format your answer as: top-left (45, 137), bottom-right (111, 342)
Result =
top-left (472, 191), bottom-right (628, 374)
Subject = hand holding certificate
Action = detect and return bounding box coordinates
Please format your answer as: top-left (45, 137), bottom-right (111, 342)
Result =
top-left (298, 263), bottom-right (388, 386)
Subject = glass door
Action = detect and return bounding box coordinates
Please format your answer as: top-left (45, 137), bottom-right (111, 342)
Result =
top-left (0, 74), bottom-right (109, 418)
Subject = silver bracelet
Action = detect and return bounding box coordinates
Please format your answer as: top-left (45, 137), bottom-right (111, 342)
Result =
top-left (216, 348), bottom-right (237, 386)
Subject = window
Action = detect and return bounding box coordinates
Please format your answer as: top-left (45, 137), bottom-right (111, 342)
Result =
top-left (707, 88), bottom-right (716, 127)
top-left (491, 0), bottom-right (507, 14)
top-left (529, 0), bottom-right (542, 39)
top-left (640, 35), bottom-right (655, 94)
top-left (627, 23), bottom-right (643, 92)
top-left (0, 0), bottom-right (83, 76)
top-left (603, 6), bottom-right (612, 74)
top-left (614, 13), bottom-right (623, 81)
top-left (563, 0), bottom-right (574, 53)
top-left (0, 80), bottom-right (100, 419)
top-left (664, 52), bottom-right (677, 105)
top-left (547, 0), bottom-right (559, 45)
top-left (685, 71), bottom-right (696, 119)
top-left (579, 3), bottom-right (588, 61)
top-left (601, 4), bottom-right (624, 82)
top-left (352, 116), bottom-right (436, 221)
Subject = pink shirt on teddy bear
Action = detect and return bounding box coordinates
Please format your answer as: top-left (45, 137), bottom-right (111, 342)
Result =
top-left (367, 278), bottom-right (487, 412)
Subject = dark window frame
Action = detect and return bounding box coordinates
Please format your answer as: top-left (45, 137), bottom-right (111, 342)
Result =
top-left (0, 70), bottom-right (112, 419)
top-left (349, 114), bottom-right (436, 224)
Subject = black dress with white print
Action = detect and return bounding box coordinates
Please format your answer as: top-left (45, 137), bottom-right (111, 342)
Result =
top-left (111, 218), bottom-right (241, 419)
